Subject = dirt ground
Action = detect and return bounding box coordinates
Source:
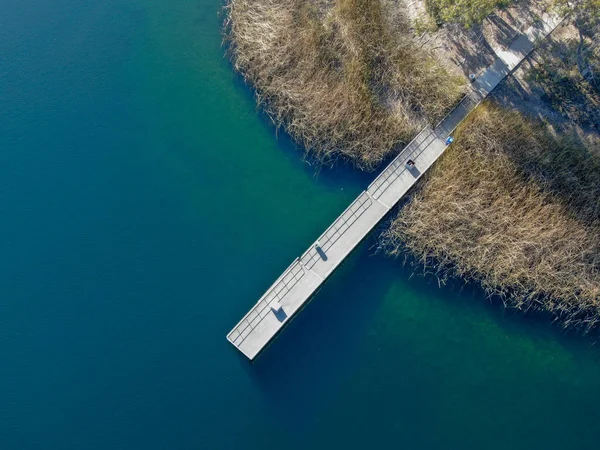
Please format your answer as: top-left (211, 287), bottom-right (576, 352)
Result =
top-left (399, 0), bottom-right (552, 79)
top-left (395, 0), bottom-right (600, 153)
top-left (492, 20), bottom-right (600, 154)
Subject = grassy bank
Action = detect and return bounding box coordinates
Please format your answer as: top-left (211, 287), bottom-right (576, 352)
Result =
top-left (223, 0), bottom-right (464, 170)
top-left (381, 103), bottom-right (600, 331)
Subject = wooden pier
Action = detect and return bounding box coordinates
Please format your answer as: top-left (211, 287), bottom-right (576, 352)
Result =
top-left (227, 13), bottom-right (563, 360)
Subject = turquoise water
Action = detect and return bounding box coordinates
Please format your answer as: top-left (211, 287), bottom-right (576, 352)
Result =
top-left (1, 0), bottom-right (600, 448)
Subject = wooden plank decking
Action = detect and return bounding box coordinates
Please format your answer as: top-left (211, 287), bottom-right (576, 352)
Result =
top-left (227, 12), bottom-right (564, 360)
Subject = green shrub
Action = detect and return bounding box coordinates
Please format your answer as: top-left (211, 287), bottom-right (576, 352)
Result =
top-left (425, 0), bottom-right (513, 27)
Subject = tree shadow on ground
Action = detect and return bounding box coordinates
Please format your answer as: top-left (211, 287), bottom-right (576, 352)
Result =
top-left (487, 37), bottom-right (600, 224)
top-left (487, 13), bottom-right (520, 48)
top-left (445, 24), bottom-right (497, 77)
top-left (491, 23), bottom-right (600, 130)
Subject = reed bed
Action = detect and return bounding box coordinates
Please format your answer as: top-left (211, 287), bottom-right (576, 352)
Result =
top-left (223, 0), bottom-right (464, 170)
top-left (381, 103), bottom-right (600, 330)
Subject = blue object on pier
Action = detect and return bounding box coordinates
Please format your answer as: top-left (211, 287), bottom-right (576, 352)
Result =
top-left (446, 136), bottom-right (454, 145)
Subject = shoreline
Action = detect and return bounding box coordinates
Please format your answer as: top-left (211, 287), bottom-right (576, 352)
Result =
top-left (225, 0), bottom-right (600, 333)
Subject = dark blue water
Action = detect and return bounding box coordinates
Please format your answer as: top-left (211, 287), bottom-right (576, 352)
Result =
top-left (2, 0), bottom-right (600, 448)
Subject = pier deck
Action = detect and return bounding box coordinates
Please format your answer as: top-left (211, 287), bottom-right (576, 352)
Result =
top-left (227, 13), bottom-right (563, 360)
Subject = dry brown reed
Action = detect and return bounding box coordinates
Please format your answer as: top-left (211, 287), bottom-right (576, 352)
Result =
top-left (381, 103), bottom-right (600, 331)
top-left (223, 0), bottom-right (464, 170)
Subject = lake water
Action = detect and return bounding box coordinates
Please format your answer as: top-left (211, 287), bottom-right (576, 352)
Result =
top-left (1, 0), bottom-right (600, 448)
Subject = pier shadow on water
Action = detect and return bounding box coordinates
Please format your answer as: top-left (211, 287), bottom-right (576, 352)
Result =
top-left (234, 235), bottom-right (600, 448)
top-left (241, 237), bottom-right (394, 424)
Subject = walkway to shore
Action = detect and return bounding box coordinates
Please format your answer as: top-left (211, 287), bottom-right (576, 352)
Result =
top-left (227, 12), bottom-right (564, 360)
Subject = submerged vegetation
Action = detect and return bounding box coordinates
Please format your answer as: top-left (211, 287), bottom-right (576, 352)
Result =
top-left (223, 0), bottom-right (464, 170)
top-left (382, 103), bottom-right (600, 330)
top-left (425, 0), bottom-right (513, 27)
